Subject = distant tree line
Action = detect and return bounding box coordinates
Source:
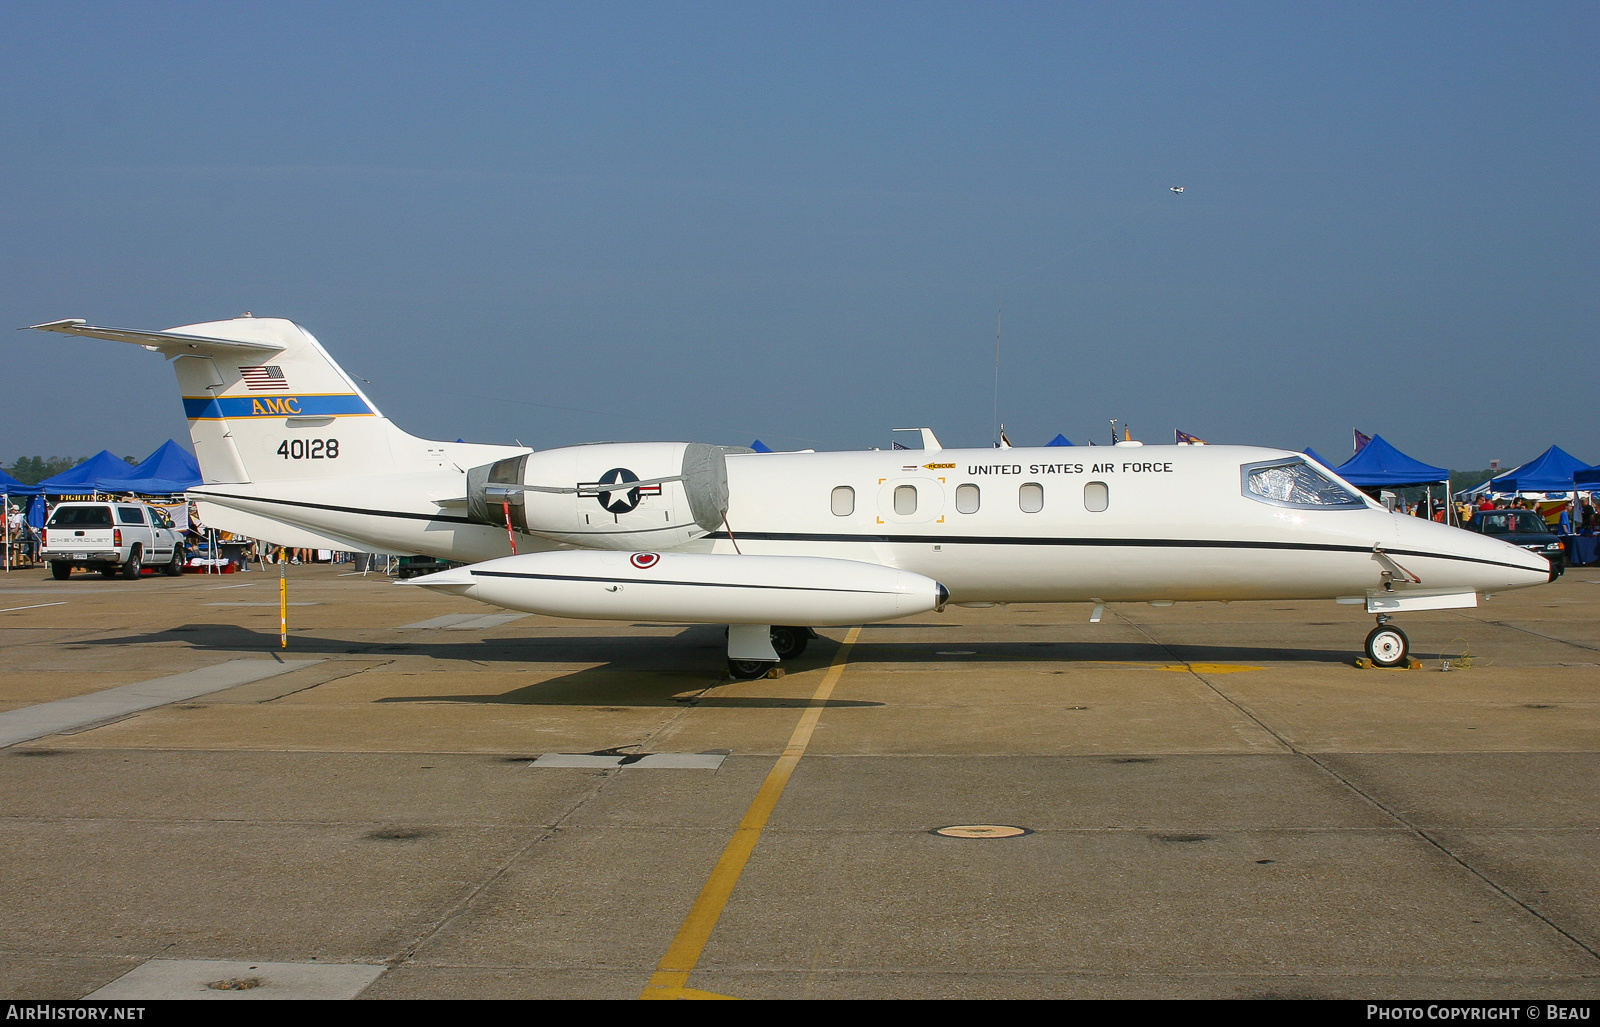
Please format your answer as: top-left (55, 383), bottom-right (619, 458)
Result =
top-left (4, 455), bottom-right (137, 485)
top-left (1449, 469), bottom-right (1500, 493)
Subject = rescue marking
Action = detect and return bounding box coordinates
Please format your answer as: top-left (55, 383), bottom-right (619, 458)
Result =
top-left (641, 626), bottom-right (862, 1001)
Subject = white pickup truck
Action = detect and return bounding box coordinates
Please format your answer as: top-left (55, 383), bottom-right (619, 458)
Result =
top-left (42, 501), bottom-right (185, 580)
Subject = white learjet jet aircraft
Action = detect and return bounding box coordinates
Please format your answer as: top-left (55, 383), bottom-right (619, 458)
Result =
top-left (30, 316), bottom-right (1553, 677)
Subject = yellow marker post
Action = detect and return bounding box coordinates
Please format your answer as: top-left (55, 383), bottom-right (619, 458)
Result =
top-left (278, 550), bottom-right (288, 649)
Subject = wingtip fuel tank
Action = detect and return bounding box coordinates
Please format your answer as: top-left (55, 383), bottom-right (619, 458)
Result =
top-left (406, 550), bottom-right (948, 625)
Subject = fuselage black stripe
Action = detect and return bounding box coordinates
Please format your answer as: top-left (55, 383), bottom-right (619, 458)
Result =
top-left (470, 569), bottom-right (897, 595)
top-left (706, 532), bottom-right (1543, 574)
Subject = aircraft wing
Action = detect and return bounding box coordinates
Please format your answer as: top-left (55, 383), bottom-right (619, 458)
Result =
top-left (25, 319), bottom-right (286, 358)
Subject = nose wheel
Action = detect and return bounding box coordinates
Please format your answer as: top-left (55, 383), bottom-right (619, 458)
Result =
top-left (728, 658), bottom-right (778, 680)
top-left (1364, 623), bottom-right (1410, 668)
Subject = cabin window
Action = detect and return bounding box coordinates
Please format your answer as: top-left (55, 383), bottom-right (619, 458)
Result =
top-left (955, 483), bottom-right (980, 514)
top-left (117, 507), bottom-right (146, 525)
top-left (1084, 481), bottom-right (1109, 512)
top-left (830, 486), bottom-right (855, 516)
top-left (1019, 482), bottom-right (1044, 513)
top-left (1242, 458), bottom-right (1364, 510)
top-left (893, 485), bottom-right (918, 515)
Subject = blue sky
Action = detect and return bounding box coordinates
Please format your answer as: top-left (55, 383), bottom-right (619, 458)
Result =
top-left (4, 1), bottom-right (1595, 469)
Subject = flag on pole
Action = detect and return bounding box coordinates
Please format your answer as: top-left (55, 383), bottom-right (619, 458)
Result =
top-left (892, 441), bottom-right (908, 451)
top-left (1175, 430), bottom-right (1207, 445)
top-left (1353, 429), bottom-right (1371, 453)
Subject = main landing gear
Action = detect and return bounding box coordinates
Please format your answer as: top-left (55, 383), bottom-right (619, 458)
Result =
top-left (726, 624), bottom-right (813, 680)
top-left (1364, 616), bottom-right (1410, 668)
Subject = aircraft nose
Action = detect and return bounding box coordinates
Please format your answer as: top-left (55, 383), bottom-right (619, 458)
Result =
top-left (1391, 515), bottom-right (1551, 593)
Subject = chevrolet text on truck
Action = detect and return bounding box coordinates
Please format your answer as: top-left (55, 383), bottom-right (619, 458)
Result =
top-left (41, 502), bottom-right (184, 579)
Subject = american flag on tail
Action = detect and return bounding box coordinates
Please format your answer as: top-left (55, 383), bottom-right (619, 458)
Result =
top-left (239, 365), bottom-right (288, 390)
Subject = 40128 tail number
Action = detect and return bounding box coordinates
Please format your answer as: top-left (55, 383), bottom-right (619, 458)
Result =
top-left (277, 439), bottom-right (340, 459)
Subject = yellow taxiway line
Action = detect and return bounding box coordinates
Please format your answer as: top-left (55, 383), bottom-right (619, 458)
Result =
top-left (640, 626), bottom-right (862, 1001)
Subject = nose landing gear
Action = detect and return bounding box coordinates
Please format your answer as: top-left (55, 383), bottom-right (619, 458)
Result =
top-left (1364, 615), bottom-right (1410, 668)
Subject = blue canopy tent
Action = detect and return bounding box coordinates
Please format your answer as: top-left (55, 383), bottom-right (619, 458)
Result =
top-left (1333, 435), bottom-right (1451, 519)
top-left (97, 440), bottom-right (202, 495)
top-left (1045, 434), bottom-right (1073, 447)
top-left (36, 451), bottom-right (138, 496)
top-left (1575, 465), bottom-right (1600, 488)
top-left (0, 468), bottom-right (41, 496)
top-left (1302, 447), bottom-right (1335, 469)
top-left (1479, 446), bottom-right (1592, 496)
top-left (1333, 435), bottom-right (1449, 490)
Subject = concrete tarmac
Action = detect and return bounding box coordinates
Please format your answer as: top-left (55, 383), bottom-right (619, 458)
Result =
top-left (0, 563), bottom-right (1596, 1000)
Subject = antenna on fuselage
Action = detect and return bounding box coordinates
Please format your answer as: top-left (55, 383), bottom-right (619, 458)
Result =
top-left (992, 291), bottom-right (1003, 447)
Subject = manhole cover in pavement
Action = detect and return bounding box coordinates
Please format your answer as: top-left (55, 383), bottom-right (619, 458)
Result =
top-left (932, 824), bottom-right (1031, 839)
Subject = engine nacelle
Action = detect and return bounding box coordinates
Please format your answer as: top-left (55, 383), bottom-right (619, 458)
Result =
top-left (465, 442), bottom-right (744, 551)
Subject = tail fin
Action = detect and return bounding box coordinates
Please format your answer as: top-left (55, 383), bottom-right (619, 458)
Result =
top-left (32, 316), bottom-right (452, 486)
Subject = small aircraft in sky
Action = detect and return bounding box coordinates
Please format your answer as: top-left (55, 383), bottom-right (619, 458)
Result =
top-left (30, 316), bottom-right (1553, 676)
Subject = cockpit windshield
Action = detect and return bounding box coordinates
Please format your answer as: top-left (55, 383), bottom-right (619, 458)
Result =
top-left (1241, 459), bottom-right (1365, 510)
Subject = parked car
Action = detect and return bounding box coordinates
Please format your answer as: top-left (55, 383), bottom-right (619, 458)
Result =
top-left (41, 501), bottom-right (185, 579)
top-left (1468, 509), bottom-right (1565, 576)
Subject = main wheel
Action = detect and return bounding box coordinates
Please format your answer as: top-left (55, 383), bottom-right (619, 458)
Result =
top-left (50, 562), bottom-right (71, 580)
top-left (770, 626), bottom-right (809, 660)
top-left (728, 658), bottom-right (777, 681)
top-left (163, 546), bottom-right (185, 576)
top-left (1365, 624), bottom-right (1410, 668)
top-left (120, 546), bottom-right (142, 579)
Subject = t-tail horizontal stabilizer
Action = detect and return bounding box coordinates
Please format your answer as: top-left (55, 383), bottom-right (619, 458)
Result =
top-left (26, 319), bottom-right (286, 358)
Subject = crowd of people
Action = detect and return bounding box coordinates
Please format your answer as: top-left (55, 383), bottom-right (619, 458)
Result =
top-left (1395, 493), bottom-right (1596, 535)
top-left (1423, 495), bottom-right (1599, 534)
top-left (0, 496), bottom-right (360, 570)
